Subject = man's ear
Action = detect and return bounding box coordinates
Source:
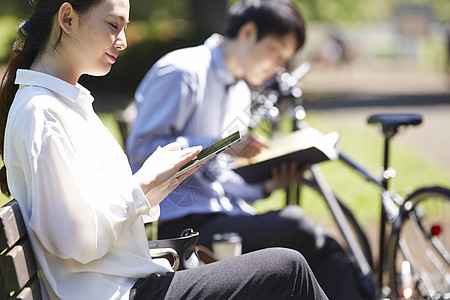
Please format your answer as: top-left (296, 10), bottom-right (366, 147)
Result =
top-left (237, 22), bottom-right (258, 42)
top-left (58, 2), bottom-right (76, 34)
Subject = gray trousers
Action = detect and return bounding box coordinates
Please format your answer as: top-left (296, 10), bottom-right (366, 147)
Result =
top-left (130, 247), bottom-right (328, 299)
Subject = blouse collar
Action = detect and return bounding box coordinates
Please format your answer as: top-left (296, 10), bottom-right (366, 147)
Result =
top-left (15, 69), bottom-right (94, 104)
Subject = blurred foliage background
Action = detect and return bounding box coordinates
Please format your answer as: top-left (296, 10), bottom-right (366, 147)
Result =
top-left (1, 0), bottom-right (449, 234)
top-left (1, 0), bottom-right (449, 102)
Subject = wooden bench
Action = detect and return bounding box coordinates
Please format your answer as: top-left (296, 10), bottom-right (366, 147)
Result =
top-left (0, 199), bottom-right (40, 300)
top-left (0, 199), bottom-right (217, 299)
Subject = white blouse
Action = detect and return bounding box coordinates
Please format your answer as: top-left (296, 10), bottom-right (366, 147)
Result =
top-left (4, 69), bottom-right (170, 300)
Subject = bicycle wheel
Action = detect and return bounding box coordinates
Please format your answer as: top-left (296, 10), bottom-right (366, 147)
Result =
top-left (388, 186), bottom-right (450, 300)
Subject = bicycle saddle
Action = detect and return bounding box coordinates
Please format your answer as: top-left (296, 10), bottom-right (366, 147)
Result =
top-left (367, 113), bottom-right (422, 136)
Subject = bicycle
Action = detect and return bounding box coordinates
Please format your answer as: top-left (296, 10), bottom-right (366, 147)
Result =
top-left (250, 64), bottom-right (450, 300)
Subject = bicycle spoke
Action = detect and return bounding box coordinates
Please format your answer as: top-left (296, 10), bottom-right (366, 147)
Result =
top-left (431, 236), bottom-right (450, 265)
top-left (408, 210), bottom-right (448, 279)
top-left (389, 187), bottom-right (450, 299)
top-left (411, 204), bottom-right (450, 265)
top-left (398, 237), bottom-right (438, 297)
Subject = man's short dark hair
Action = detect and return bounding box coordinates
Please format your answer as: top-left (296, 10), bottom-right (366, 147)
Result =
top-left (224, 0), bottom-right (306, 50)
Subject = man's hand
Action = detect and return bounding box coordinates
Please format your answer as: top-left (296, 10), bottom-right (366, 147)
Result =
top-left (226, 132), bottom-right (268, 158)
top-left (262, 161), bottom-right (310, 194)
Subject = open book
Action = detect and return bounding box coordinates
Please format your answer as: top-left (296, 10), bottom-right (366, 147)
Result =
top-left (233, 127), bottom-right (340, 183)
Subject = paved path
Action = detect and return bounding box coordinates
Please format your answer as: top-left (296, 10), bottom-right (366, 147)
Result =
top-left (301, 67), bottom-right (450, 96)
top-left (305, 103), bottom-right (450, 173)
top-left (300, 67), bottom-right (450, 172)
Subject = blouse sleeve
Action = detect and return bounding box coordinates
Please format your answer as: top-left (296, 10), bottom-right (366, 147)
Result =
top-left (29, 133), bottom-right (151, 264)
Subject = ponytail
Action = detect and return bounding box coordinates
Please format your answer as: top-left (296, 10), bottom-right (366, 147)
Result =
top-left (0, 0), bottom-right (102, 196)
top-left (0, 22), bottom-right (40, 196)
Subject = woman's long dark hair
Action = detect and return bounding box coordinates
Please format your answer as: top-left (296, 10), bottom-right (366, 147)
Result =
top-left (0, 0), bottom-right (101, 196)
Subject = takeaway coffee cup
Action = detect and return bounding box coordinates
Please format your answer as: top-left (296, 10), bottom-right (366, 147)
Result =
top-left (212, 232), bottom-right (242, 260)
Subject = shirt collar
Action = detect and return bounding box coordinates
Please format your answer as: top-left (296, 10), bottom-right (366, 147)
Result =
top-left (204, 34), bottom-right (239, 87)
top-left (15, 69), bottom-right (94, 104)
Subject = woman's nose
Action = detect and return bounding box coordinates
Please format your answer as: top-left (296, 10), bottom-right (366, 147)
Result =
top-left (115, 30), bottom-right (127, 50)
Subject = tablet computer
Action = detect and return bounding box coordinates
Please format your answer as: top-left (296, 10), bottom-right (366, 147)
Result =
top-left (170, 131), bottom-right (241, 180)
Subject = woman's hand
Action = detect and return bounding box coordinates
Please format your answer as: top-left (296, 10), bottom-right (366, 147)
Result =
top-left (133, 142), bottom-right (202, 204)
top-left (144, 165), bottom-right (201, 207)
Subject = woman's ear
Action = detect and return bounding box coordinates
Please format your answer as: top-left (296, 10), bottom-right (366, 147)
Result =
top-left (237, 21), bottom-right (258, 43)
top-left (58, 2), bottom-right (76, 34)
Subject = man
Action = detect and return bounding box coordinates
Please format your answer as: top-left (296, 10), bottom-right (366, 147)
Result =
top-left (127, 0), bottom-right (367, 299)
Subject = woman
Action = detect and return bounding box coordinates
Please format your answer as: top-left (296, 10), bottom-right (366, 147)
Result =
top-left (0, 0), bottom-right (328, 299)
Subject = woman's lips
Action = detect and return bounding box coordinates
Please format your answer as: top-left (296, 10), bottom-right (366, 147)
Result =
top-left (106, 53), bottom-right (117, 63)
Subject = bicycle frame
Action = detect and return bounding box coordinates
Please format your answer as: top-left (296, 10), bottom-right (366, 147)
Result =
top-left (308, 163), bottom-right (374, 273)
top-left (299, 120), bottom-right (449, 299)
top-left (336, 150), bottom-right (401, 288)
top-left (302, 150), bottom-right (390, 276)
top-left (252, 65), bottom-right (449, 298)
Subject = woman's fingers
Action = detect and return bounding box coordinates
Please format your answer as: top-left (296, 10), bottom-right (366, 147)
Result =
top-left (146, 160), bottom-right (206, 207)
top-left (173, 160), bottom-right (207, 181)
top-left (177, 146), bottom-right (202, 166)
top-left (162, 142), bottom-right (181, 151)
top-left (135, 144), bottom-right (202, 196)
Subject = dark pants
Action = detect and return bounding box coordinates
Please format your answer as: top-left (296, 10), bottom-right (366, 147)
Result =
top-left (158, 205), bottom-right (363, 300)
top-left (130, 247), bottom-right (328, 299)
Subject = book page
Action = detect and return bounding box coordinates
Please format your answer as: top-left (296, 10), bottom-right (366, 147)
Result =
top-left (233, 127), bottom-right (339, 168)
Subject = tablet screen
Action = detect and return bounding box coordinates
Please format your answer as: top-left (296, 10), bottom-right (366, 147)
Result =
top-left (170, 131), bottom-right (241, 179)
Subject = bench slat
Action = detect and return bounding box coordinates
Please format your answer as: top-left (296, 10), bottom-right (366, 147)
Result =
top-left (13, 279), bottom-right (40, 300)
top-left (0, 199), bottom-right (40, 299)
top-left (0, 200), bottom-right (27, 251)
top-left (0, 239), bottom-right (37, 294)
